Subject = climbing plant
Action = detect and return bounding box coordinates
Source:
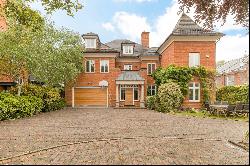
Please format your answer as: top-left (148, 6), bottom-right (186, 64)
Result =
top-left (151, 65), bottom-right (215, 104)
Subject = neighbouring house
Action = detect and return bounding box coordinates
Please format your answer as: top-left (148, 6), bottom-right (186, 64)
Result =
top-left (65, 13), bottom-right (224, 109)
top-left (216, 55), bottom-right (249, 88)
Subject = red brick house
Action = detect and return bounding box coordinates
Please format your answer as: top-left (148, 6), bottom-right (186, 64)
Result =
top-left (65, 13), bottom-right (223, 109)
top-left (216, 55), bottom-right (249, 88)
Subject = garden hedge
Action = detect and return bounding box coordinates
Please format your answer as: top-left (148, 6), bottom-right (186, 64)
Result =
top-left (0, 93), bottom-right (43, 120)
top-left (10, 84), bottom-right (65, 112)
top-left (216, 85), bottom-right (249, 104)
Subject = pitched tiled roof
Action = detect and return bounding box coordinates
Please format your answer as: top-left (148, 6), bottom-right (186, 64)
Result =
top-left (105, 39), bottom-right (158, 56)
top-left (217, 55), bottom-right (249, 74)
top-left (116, 71), bottom-right (145, 81)
top-left (143, 47), bottom-right (159, 56)
top-left (105, 39), bottom-right (143, 54)
top-left (172, 13), bottom-right (223, 36)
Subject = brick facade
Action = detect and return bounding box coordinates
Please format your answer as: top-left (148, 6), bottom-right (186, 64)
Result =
top-left (65, 13), bottom-right (223, 109)
top-left (160, 41), bottom-right (217, 108)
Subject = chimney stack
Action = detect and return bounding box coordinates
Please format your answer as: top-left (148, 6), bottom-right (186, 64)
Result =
top-left (141, 31), bottom-right (150, 49)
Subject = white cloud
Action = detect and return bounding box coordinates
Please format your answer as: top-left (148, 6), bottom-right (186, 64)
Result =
top-left (112, 11), bottom-right (151, 41)
top-left (216, 34), bottom-right (249, 61)
top-left (102, 22), bottom-right (115, 31)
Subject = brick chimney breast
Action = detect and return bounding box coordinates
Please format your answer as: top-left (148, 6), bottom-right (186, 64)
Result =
top-left (141, 31), bottom-right (150, 49)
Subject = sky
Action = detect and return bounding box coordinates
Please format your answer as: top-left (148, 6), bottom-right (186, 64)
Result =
top-left (30, 0), bottom-right (249, 62)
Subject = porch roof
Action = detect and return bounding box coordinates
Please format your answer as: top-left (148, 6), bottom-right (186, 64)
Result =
top-left (116, 71), bottom-right (145, 81)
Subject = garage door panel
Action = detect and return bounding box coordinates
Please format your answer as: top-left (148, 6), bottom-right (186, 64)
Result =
top-left (74, 88), bottom-right (107, 107)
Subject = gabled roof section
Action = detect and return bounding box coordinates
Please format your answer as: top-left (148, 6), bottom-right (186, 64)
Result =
top-left (116, 71), bottom-right (145, 81)
top-left (217, 55), bottom-right (249, 75)
top-left (172, 13), bottom-right (221, 36)
top-left (157, 13), bottom-right (224, 54)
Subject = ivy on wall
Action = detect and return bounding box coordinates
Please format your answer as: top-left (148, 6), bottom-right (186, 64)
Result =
top-left (152, 65), bottom-right (216, 103)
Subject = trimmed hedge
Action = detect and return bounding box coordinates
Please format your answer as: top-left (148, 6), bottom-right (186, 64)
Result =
top-left (10, 84), bottom-right (65, 112)
top-left (0, 93), bottom-right (43, 120)
top-left (216, 85), bottom-right (249, 104)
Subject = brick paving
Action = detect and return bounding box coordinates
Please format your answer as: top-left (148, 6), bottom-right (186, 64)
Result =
top-left (0, 108), bottom-right (249, 165)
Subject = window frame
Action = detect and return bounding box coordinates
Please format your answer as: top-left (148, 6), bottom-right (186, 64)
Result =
top-left (188, 82), bottom-right (200, 102)
top-left (100, 60), bottom-right (109, 73)
top-left (124, 64), bottom-right (133, 71)
top-left (189, 53), bottom-right (200, 67)
top-left (85, 60), bottom-right (95, 73)
top-left (123, 45), bottom-right (134, 55)
top-left (147, 63), bottom-right (156, 75)
top-left (147, 85), bottom-right (156, 96)
top-left (85, 39), bottom-right (96, 49)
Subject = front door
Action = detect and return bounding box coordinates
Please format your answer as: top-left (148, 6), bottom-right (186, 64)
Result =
top-left (125, 88), bottom-right (133, 105)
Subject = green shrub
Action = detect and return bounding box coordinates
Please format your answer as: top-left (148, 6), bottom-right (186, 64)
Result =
top-left (216, 85), bottom-right (249, 104)
top-left (9, 84), bottom-right (65, 112)
top-left (156, 82), bottom-right (184, 113)
top-left (0, 93), bottom-right (43, 120)
top-left (146, 96), bottom-right (157, 110)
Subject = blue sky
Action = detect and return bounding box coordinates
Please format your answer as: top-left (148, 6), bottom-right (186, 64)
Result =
top-left (30, 0), bottom-right (249, 61)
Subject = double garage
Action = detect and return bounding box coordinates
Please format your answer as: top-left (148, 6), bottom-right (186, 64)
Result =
top-left (73, 87), bottom-right (108, 107)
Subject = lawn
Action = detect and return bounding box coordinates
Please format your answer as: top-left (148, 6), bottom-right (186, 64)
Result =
top-left (169, 110), bottom-right (249, 122)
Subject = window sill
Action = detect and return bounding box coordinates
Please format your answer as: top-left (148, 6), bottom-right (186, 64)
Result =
top-left (188, 100), bottom-right (201, 103)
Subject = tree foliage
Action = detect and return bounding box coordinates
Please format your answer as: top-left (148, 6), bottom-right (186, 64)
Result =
top-left (0, 22), bottom-right (84, 92)
top-left (0, 0), bottom-right (83, 30)
top-left (178, 0), bottom-right (249, 30)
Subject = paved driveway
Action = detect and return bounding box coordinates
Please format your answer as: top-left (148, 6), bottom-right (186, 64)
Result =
top-left (0, 108), bottom-right (249, 165)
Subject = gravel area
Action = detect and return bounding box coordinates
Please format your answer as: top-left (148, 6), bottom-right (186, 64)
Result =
top-left (0, 108), bottom-right (249, 165)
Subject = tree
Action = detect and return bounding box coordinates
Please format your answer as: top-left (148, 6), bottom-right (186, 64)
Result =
top-left (0, 0), bottom-right (83, 30)
top-left (0, 22), bottom-right (84, 95)
top-left (178, 0), bottom-right (249, 30)
top-left (27, 23), bottom-right (84, 86)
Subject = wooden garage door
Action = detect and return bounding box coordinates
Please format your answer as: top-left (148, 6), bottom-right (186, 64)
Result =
top-left (74, 88), bottom-right (107, 107)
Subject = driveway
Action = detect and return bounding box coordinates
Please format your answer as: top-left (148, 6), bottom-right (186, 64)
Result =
top-left (0, 108), bottom-right (248, 165)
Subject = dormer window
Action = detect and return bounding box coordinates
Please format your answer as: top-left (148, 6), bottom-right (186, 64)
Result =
top-left (123, 45), bottom-right (133, 54)
top-left (85, 39), bottom-right (96, 49)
